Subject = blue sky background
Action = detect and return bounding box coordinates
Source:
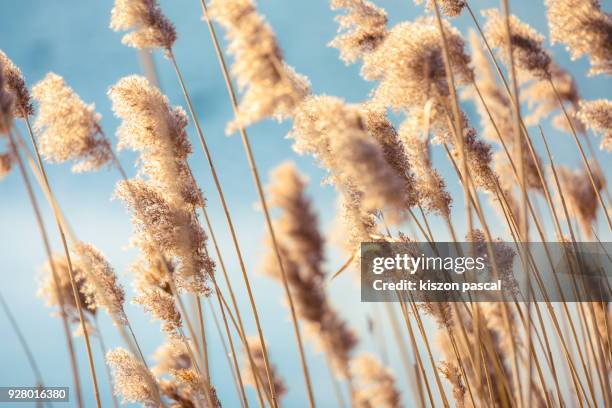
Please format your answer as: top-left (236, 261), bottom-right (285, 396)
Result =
top-left (0, 0), bottom-right (610, 407)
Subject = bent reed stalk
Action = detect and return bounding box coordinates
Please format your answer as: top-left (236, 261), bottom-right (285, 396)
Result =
top-left (197, 3), bottom-right (317, 406)
top-left (22, 116), bottom-right (103, 408)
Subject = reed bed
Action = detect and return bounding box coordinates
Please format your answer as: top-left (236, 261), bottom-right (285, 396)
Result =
top-left (0, 0), bottom-right (611, 407)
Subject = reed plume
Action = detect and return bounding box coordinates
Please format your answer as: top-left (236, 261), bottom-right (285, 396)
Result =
top-left (209, 0), bottom-right (310, 133)
top-left (263, 162), bottom-right (358, 378)
top-left (242, 336), bottom-right (287, 399)
top-left (350, 353), bottom-right (403, 408)
top-left (578, 98), bottom-right (612, 151)
top-left (0, 50), bottom-right (33, 118)
top-left (557, 165), bottom-right (604, 238)
top-left (482, 9), bottom-right (552, 80)
top-left (70, 242), bottom-right (127, 325)
top-left (290, 94), bottom-right (407, 220)
top-left (522, 63), bottom-right (584, 133)
top-left (38, 254), bottom-right (95, 326)
top-left (361, 102), bottom-right (419, 209)
top-left (545, 0), bottom-right (612, 76)
top-left (0, 151), bottom-right (12, 179)
top-left (110, 75), bottom-right (214, 294)
top-left (153, 338), bottom-right (214, 407)
top-left (31, 73), bottom-right (111, 173)
top-left (130, 256), bottom-right (183, 337)
top-left (337, 187), bottom-right (379, 257)
top-left (398, 115), bottom-right (452, 216)
top-left (439, 361), bottom-right (467, 407)
top-left (328, 0), bottom-right (388, 64)
top-left (414, 0), bottom-right (466, 18)
top-left (0, 61), bottom-right (14, 134)
top-left (362, 17), bottom-right (472, 109)
top-left (110, 0), bottom-right (176, 50)
top-left (107, 348), bottom-right (162, 407)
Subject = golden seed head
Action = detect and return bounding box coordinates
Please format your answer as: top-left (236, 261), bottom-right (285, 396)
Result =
top-left (363, 17), bottom-right (472, 109)
top-left (209, 0), bottom-right (310, 133)
top-left (107, 348), bottom-right (161, 407)
top-left (32, 73), bottom-right (110, 173)
top-left (329, 0), bottom-right (388, 64)
top-left (110, 0), bottom-right (176, 50)
top-left (0, 50), bottom-right (33, 118)
top-left (482, 9), bottom-right (551, 80)
top-left (545, 0), bottom-right (612, 76)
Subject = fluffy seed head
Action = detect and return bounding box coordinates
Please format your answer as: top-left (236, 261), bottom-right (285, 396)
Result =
top-left (361, 102), bottom-right (419, 208)
top-left (37, 254), bottom-right (95, 324)
top-left (0, 61), bottom-right (14, 135)
top-left (264, 162), bottom-right (358, 377)
top-left (32, 73), bottom-right (110, 172)
top-left (152, 339), bottom-right (209, 406)
top-left (329, 0), bottom-right (388, 64)
top-left (337, 186), bottom-right (378, 256)
top-left (351, 353), bottom-right (402, 408)
top-left (578, 99), bottom-right (612, 151)
top-left (107, 348), bottom-right (161, 407)
top-left (363, 17), bottom-right (472, 109)
top-left (152, 339), bottom-right (192, 377)
top-left (110, 0), bottom-right (176, 50)
top-left (0, 50), bottom-right (33, 117)
top-left (482, 9), bottom-right (551, 80)
top-left (242, 336), bottom-right (287, 399)
top-left (398, 114), bottom-right (452, 216)
top-left (209, 0), bottom-right (310, 133)
top-left (522, 63), bottom-right (584, 133)
top-left (0, 151), bottom-right (12, 180)
top-left (545, 0), bottom-right (612, 76)
top-left (109, 75), bottom-right (201, 207)
top-left (290, 95), bottom-right (407, 220)
top-left (134, 287), bottom-right (182, 337)
top-left (110, 76), bottom-right (214, 294)
top-left (414, 0), bottom-right (466, 17)
top-left (557, 166), bottom-right (605, 238)
top-left (71, 242), bottom-right (127, 325)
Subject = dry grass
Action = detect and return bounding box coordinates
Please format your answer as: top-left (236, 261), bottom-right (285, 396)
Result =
top-left (0, 0), bottom-right (611, 407)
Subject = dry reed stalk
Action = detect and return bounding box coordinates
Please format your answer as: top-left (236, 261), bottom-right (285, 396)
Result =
top-left (3, 131), bottom-right (84, 407)
top-left (464, 25), bottom-right (603, 403)
top-left (206, 297), bottom-right (247, 408)
top-left (0, 54), bottom-right (87, 406)
top-left (382, 302), bottom-right (426, 408)
top-left (109, 0), bottom-right (282, 400)
top-left (200, 2), bottom-right (328, 405)
top-left (431, 0), bottom-right (476, 240)
top-left (108, 76), bottom-right (217, 405)
top-left (93, 318), bottom-right (120, 408)
top-left (15, 133), bottom-right (166, 403)
top-left (497, 3), bottom-right (533, 404)
top-left (198, 206), bottom-right (264, 408)
top-left (26, 98), bottom-right (102, 408)
top-left (468, 6), bottom-right (604, 404)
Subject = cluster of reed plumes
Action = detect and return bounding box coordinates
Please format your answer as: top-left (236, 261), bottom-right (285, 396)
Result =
top-left (0, 0), bottom-right (611, 406)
